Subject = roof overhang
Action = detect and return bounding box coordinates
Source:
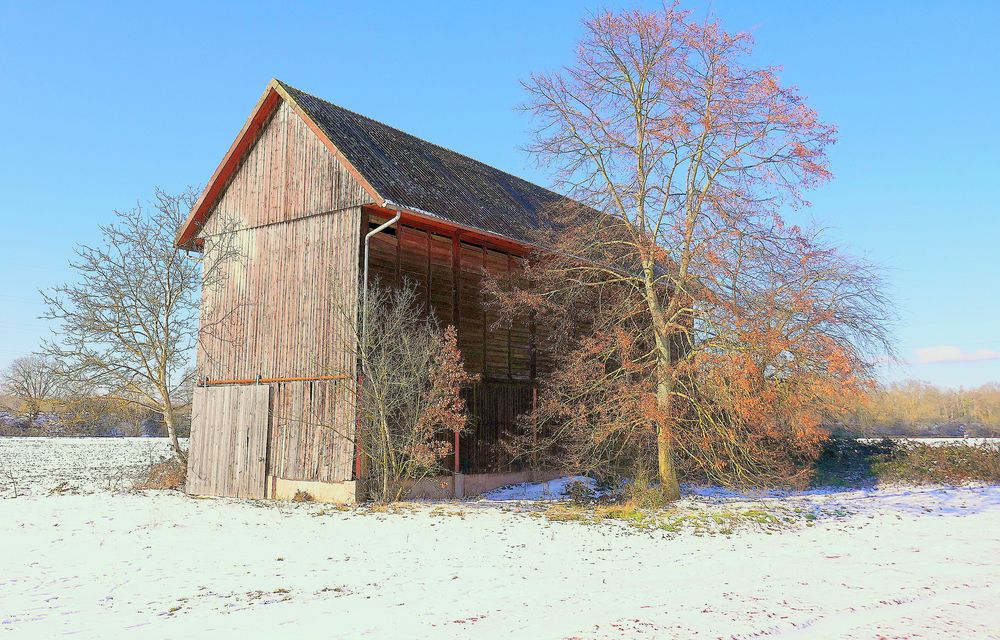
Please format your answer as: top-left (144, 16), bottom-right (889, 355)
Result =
top-left (365, 202), bottom-right (533, 256)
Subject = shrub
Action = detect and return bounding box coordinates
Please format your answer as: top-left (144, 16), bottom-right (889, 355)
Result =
top-left (133, 456), bottom-right (187, 491)
top-left (872, 442), bottom-right (1000, 485)
top-left (811, 437), bottom-right (902, 487)
top-left (292, 490), bottom-right (315, 503)
top-left (354, 283), bottom-right (477, 503)
top-left (564, 479), bottom-right (596, 504)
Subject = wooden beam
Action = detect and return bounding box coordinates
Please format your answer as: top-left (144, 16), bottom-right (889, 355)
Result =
top-left (364, 204), bottom-right (532, 257)
top-left (452, 230), bottom-right (462, 476)
top-left (481, 244), bottom-right (487, 378)
top-left (452, 232), bottom-right (461, 331)
top-left (426, 231), bottom-right (432, 317)
top-left (507, 253), bottom-right (513, 381)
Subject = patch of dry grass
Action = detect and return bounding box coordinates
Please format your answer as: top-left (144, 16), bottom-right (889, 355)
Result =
top-left (541, 501), bottom-right (825, 534)
top-left (133, 456), bottom-right (186, 491)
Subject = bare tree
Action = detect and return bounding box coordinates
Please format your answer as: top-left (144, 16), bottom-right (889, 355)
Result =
top-left (350, 281), bottom-right (477, 502)
top-left (1, 355), bottom-right (65, 422)
top-left (499, 6), bottom-right (895, 496)
top-left (40, 188), bottom-right (234, 459)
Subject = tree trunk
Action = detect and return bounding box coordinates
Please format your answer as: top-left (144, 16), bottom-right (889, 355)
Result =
top-left (642, 264), bottom-right (683, 501)
top-left (656, 373), bottom-right (682, 501)
top-left (162, 405), bottom-right (185, 462)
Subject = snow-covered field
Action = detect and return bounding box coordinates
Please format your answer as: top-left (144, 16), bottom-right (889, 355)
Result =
top-left (0, 437), bottom-right (187, 496)
top-left (1, 438), bottom-right (999, 639)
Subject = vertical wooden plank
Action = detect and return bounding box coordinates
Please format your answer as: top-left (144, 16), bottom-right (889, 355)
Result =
top-left (186, 386), bottom-right (206, 495)
top-left (248, 384), bottom-right (270, 498)
top-left (484, 248), bottom-right (510, 379)
top-left (452, 233), bottom-right (461, 331)
top-left (186, 384), bottom-right (269, 499)
top-left (399, 225), bottom-right (429, 308)
top-left (428, 233), bottom-right (454, 325)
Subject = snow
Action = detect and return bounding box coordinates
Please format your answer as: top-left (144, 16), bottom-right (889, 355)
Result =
top-left (481, 474), bottom-right (598, 500)
top-left (1, 438), bottom-right (999, 639)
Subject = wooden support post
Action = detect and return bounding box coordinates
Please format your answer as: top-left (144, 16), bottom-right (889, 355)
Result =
top-left (506, 253), bottom-right (513, 380)
top-left (426, 230), bottom-right (432, 316)
top-left (531, 384), bottom-right (538, 469)
top-left (452, 231), bottom-right (462, 476)
top-left (394, 219), bottom-right (401, 287)
top-left (452, 233), bottom-right (461, 328)
top-left (481, 245), bottom-right (487, 375)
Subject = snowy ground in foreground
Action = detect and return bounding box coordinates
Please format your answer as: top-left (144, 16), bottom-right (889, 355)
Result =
top-left (1, 439), bottom-right (999, 639)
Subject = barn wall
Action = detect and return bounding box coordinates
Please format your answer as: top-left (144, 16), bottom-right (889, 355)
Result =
top-left (366, 214), bottom-right (539, 473)
top-left (366, 216), bottom-right (535, 381)
top-left (195, 99), bottom-right (373, 484)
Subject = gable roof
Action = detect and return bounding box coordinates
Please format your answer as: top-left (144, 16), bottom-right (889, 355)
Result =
top-left (177, 79), bottom-right (567, 249)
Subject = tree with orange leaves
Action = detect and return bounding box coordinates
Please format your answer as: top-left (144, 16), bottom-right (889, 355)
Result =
top-left (496, 4), bottom-right (895, 497)
top-left (352, 283), bottom-right (477, 502)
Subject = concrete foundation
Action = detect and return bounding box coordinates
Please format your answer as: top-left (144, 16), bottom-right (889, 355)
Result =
top-left (268, 476), bottom-right (358, 505)
top-left (266, 470), bottom-right (562, 504)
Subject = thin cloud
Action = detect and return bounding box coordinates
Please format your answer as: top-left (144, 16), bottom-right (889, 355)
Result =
top-left (912, 345), bottom-right (1000, 365)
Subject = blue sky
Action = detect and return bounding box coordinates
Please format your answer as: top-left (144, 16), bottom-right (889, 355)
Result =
top-left (1, 0), bottom-right (997, 387)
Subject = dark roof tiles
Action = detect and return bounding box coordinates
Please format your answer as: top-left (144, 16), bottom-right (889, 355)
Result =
top-left (278, 80), bottom-right (563, 243)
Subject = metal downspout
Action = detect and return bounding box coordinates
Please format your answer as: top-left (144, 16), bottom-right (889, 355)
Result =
top-left (354, 209), bottom-right (401, 485)
top-left (361, 210), bottom-right (401, 364)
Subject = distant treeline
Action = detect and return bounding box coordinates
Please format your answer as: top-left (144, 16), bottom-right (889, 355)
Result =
top-left (5, 380), bottom-right (998, 439)
top-left (838, 380), bottom-right (1000, 437)
top-left (0, 395), bottom-right (190, 438)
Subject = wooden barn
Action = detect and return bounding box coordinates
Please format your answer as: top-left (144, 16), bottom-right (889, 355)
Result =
top-left (176, 79), bottom-right (564, 503)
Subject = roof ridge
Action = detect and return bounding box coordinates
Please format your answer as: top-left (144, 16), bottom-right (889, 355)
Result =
top-left (274, 79), bottom-right (563, 200)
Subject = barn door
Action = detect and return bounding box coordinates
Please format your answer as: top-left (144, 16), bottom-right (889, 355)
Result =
top-left (186, 384), bottom-right (270, 499)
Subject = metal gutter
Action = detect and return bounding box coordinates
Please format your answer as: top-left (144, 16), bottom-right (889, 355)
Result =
top-left (361, 208), bottom-right (402, 367)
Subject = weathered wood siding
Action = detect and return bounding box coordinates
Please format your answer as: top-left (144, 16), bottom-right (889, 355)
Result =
top-left (186, 385), bottom-right (270, 499)
top-left (194, 99), bottom-right (373, 485)
top-left (269, 379), bottom-right (355, 483)
top-left (202, 101), bottom-right (371, 232)
top-left (199, 211), bottom-right (362, 382)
